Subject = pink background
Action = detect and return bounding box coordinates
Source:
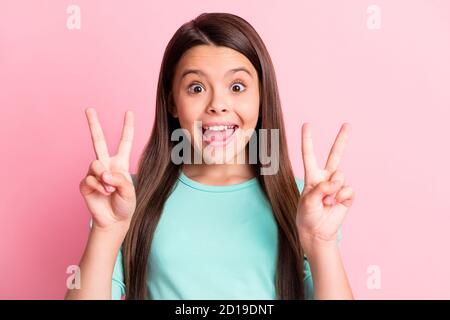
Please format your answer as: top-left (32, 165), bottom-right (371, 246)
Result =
top-left (1, 0), bottom-right (449, 299)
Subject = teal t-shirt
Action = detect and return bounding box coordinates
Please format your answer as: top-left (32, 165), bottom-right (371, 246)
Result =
top-left (94, 171), bottom-right (341, 300)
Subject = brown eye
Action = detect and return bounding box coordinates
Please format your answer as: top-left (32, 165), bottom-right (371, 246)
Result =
top-left (231, 82), bottom-right (246, 93)
top-left (188, 84), bottom-right (205, 94)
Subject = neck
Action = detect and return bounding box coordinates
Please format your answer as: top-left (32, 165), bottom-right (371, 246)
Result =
top-left (182, 148), bottom-right (256, 185)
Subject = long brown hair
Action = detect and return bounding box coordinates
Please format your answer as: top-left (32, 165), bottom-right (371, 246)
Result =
top-left (123, 12), bottom-right (305, 299)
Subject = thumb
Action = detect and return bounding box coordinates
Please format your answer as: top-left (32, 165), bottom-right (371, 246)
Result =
top-left (323, 169), bottom-right (346, 205)
top-left (101, 171), bottom-right (134, 199)
top-left (309, 179), bottom-right (344, 204)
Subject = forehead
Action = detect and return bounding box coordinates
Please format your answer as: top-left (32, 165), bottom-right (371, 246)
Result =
top-left (175, 45), bottom-right (256, 78)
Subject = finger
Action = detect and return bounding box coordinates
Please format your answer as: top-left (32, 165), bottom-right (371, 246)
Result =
top-left (87, 160), bottom-right (116, 193)
top-left (85, 108), bottom-right (110, 163)
top-left (116, 110), bottom-right (134, 163)
top-left (301, 123), bottom-right (319, 181)
top-left (335, 185), bottom-right (355, 207)
top-left (80, 175), bottom-right (113, 197)
top-left (101, 171), bottom-right (134, 199)
top-left (322, 170), bottom-right (345, 205)
top-left (329, 169), bottom-right (345, 184)
top-left (308, 179), bottom-right (344, 205)
top-left (325, 123), bottom-right (351, 172)
top-left (323, 195), bottom-right (336, 206)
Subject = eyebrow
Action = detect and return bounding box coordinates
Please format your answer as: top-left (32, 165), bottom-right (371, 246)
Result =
top-left (181, 67), bottom-right (253, 80)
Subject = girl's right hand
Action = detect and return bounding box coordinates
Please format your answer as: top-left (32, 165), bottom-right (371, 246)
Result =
top-left (79, 108), bottom-right (136, 232)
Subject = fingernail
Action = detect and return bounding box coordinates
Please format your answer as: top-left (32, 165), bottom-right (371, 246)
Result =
top-left (106, 185), bottom-right (115, 192)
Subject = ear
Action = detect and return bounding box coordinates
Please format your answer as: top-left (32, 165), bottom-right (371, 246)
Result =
top-left (168, 92), bottom-right (178, 118)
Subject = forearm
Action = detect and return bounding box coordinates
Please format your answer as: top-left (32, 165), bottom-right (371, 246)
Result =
top-left (305, 241), bottom-right (353, 300)
top-left (64, 225), bottom-right (127, 300)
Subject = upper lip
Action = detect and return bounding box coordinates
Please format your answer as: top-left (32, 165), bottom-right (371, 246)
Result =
top-left (201, 122), bottom-right (239, 128)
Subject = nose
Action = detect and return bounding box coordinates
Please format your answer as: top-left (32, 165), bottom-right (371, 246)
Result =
top-left (207, 91), bottom-right (229, 114)
top-left (207, 104), bottom-right (229, 114)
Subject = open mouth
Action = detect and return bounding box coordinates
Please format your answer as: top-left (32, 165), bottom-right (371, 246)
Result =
top-left (201, 124), bottom-right (239, 146)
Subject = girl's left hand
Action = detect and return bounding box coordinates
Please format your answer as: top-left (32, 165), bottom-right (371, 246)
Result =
top-left (296, 123), bottom-right (356, 256)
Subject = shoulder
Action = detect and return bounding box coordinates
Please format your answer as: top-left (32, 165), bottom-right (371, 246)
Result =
top-left (130, 173), bottom-right (137, 188)
top-left (294, 176), bottom-right (305, 194)
top-left (294, 176), bottom-right (307, 260)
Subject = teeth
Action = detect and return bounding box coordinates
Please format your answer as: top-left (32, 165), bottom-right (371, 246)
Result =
top-left (203, 125), bottom-right (236, 131)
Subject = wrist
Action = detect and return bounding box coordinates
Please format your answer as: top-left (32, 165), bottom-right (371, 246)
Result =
top-left (91, 221), bottom-right (130, 242)
top-left (299, 231), bottom-right (339, 259)
top-left (86, 224), bottom-right (128, 263)
top-left (92, 218), bottom-right (130, 234)
top-left (303, 240), bottom-right (340, 270)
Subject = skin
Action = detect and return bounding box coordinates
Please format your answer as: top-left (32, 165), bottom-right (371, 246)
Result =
top-left (172, 45), bottom-right (356, 299)
top-left (297, 122), bottom-right (356, 299)
top-left (66, 45), bottom-right (356, 300)
top-left (170, 45), bottom-right (260, 184)
top-left (65, 109), bottom-right (136, 299)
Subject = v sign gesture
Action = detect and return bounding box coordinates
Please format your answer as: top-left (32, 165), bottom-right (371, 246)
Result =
top-left (296, 123), bottom-right (355, 259)
top-left (65, 108), bottom-right (136, 300)
top-left (79, 108), bottom-right (136, 232)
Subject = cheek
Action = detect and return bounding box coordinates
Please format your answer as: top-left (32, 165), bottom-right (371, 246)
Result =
top-left (238, 100), bottom-right (260, 127)
top-left (241, 88), bottom-right (260, 119)
top-left (175, 102), bottom-right (203, 141)
top-left (177, 101), bottom-right (202, 124)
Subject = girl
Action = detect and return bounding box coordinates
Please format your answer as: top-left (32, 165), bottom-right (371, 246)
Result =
top-left (65, 12), bottom-right (355, 300)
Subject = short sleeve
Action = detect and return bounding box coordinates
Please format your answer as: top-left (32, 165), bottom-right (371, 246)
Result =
top-left (111, 248), bottom-right (126, 299)
top-left (303, 259), bottom-right (314, 300)
top-left (130, 173), bottom-right (137, 188)
top-left (295, 177), bottom-right (305, 196)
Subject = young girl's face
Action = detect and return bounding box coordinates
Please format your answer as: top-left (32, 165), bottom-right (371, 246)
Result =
top-left (170, 45), bottom-right (260, 164)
